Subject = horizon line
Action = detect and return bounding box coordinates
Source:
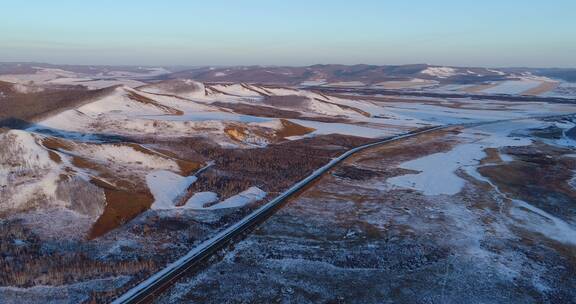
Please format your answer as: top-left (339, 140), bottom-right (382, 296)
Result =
top-left (1, 60), bottom-right (575, 70)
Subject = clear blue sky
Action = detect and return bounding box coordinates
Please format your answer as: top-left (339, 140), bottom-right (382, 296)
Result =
top-left (1, 0), bottom-right (575, 67)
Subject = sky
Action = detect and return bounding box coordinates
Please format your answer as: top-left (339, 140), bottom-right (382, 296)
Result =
top-left (1, 0), bottom-right (575, 67)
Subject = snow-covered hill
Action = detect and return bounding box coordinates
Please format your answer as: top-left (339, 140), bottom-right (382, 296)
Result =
top-left (1, 75), bottom-right (574, 244)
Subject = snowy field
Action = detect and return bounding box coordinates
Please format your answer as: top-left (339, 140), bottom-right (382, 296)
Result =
top-left (155, 115), bottom-right (576, 304)
top-left (2, 74), bottom-right (576, 303)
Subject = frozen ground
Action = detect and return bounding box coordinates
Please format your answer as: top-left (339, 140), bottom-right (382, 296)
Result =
top-left (388, 121), bottom-right (534, 195)
top-left (545, 81), bottom-right (576, 98)
top-left (481, 79), bottom-right (544, 95)
top-left (2, 75), bottom-right (576, 303)
top-left (156, 117), bottom-right (576, 304)
top-left (0, 276), bottom-right (131, 304)
top-left (373, 79), bottom-right (438, 90)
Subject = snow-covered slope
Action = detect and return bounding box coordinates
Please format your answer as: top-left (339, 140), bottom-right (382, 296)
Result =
top-left (0, 130), bottom-right (69, 212)
top-left (30, 81), bottom-right (418, 146)
top-left (421, 67), bottom-right (460, 78)
top-left (0, 124), bottom-right (207, 238)
top-left (138, 79), bottom-right (206, 99)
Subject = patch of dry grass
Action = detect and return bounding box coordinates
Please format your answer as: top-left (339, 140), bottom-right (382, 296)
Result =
top-left (461, 83), bottom-right (498, 93)
top-left (522, 81), bottom-right (559, 96)
top-left (88, 178), bottom-right (154, 239)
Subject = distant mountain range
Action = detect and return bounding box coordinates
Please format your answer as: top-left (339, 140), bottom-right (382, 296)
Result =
top-left (2, 62), bottom-right (576, 85)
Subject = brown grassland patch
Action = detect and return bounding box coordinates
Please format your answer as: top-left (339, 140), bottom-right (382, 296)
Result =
top-left (224, 125), bottom-right (248, 142)
top-left (480, 147), bottom-right (503, 165)
top-left (522, 81), bottom-right (559, 96)
top-left (275, 119), bottom-right (315, 139)
top-left (461, 83), bottom-right (498, 93)
top-left (88, 178), bottom-right (154, 239)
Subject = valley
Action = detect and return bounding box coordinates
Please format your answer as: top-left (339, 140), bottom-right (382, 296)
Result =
top-left (0, 64), bottom-right (575, 303)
